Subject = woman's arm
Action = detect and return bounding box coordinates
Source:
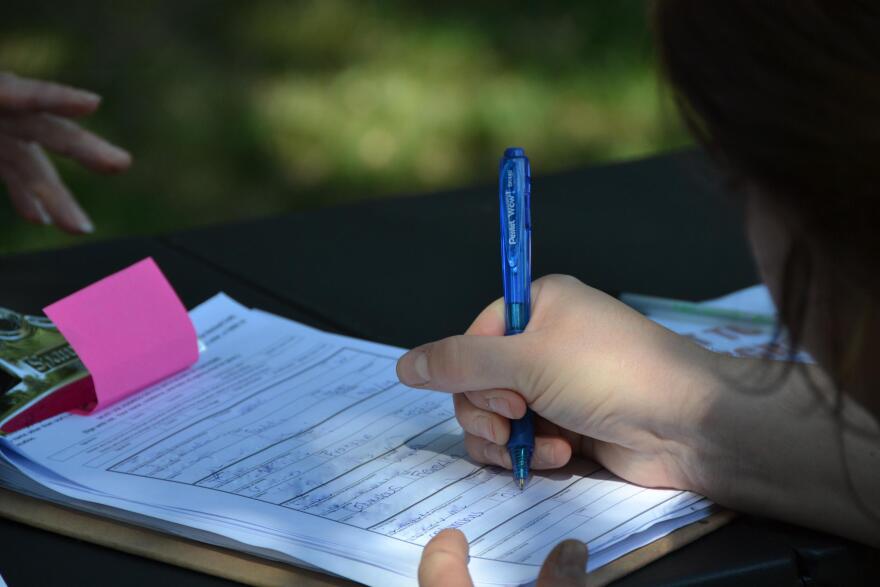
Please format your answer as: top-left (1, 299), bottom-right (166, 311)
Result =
top-left (689, 354), bottom-right (880, 546)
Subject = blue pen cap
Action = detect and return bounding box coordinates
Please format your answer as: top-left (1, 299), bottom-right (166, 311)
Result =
top-left (499, 147), bottom-right (531, 334)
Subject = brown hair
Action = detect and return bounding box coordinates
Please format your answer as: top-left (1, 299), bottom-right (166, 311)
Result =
top-left (652, 0), bottom-right (880, 395)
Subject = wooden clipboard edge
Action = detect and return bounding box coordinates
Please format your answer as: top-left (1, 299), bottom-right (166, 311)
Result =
top-left (588, 508), bottom-right (737, 587)
top-left (0, 486), bottom-right (734, 587)
top-left (0, 487), bottom-right (353, 587)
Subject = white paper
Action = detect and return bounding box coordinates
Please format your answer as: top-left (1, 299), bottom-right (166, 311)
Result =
top-left (1, 293), bottom-right (711, 586)
top-left (646, 285), bottom-right (812, 362)
top-left (703, 284), bottom-right (776, 315)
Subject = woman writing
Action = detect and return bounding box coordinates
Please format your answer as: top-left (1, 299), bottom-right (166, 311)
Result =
top-left (410, 1), bottom-right (880, 584)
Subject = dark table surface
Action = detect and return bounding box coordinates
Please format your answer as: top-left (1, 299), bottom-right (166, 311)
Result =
top-left (0, 149), bottom-right (876, 586)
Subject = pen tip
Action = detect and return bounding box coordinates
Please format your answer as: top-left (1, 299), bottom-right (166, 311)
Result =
top-left (518, 478), bottom-right (525, 491)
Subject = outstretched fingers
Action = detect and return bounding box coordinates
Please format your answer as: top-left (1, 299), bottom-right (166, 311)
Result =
top-left (0, 135), bottom-right (93, 233)
top-left (0, 72), bottom-right (101, 117)
top-left (0, 112), bottom-right (130, 173)
top-left (0, 163), bottom-right (50, 225)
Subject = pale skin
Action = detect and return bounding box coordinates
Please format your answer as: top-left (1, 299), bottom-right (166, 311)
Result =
top-left (0, 72), bottom-right (132, 233)
top-left (420, 530), bottom-right (589, 587)
top-left (405, 191), bottom-right (880, 585)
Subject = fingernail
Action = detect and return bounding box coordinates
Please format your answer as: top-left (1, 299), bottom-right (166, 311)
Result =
top-left (76, 90), bottom-right (101, 105)
top-left (68, 90), bottom-right (101, 113)
top-left (488, 398), bottom-right (512, 419)
top-left (79, 217), bottom-right (95, 234)
top-left (554, 541), bottom-right (587, 579)
top-left (103, 144), bottom-right (132, 167)
top-left (399, 350), bottom-right (430, 385)
top-left (413, 351), bottom-right (430, 383)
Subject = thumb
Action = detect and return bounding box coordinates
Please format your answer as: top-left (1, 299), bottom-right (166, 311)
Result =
top-left (397, 332), bottom-right (532, 395)
top-left (536, 540), bottom-right (589, 587)
top-left (465, 297), bottom-right (506, 336)
top-left (419, 529), bottom-right (474, 587)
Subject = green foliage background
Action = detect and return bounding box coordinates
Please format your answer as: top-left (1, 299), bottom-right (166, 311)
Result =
top-left (0, 0), bottom-right (688, 254)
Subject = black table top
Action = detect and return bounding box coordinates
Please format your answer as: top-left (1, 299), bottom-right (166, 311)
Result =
top-left (0, 149), bottom-right (876, 586)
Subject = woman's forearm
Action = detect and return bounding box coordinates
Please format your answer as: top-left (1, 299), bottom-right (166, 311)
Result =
top-left (681, 355), bottom-right (880, 546)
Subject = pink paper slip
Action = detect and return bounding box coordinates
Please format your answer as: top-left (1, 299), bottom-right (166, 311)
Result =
top-left (43, 257), bottom-right (198, 413)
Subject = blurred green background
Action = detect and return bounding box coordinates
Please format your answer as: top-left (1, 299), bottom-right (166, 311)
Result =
top-left (0, 0), bottom-right (688, 254)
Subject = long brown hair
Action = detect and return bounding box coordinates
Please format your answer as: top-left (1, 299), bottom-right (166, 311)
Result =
top-left (652, 0), bottom-right (880, 400)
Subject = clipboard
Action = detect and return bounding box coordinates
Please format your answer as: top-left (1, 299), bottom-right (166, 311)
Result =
top-left (0, 487), bottom-right (735, 586)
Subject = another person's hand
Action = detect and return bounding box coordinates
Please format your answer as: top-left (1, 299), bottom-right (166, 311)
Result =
top-left (397, 274), bottom-right (718, 492)
top-left (0, 72), bottom-right (131, 233)
top-left (419, 529), bottom-right (588, 587)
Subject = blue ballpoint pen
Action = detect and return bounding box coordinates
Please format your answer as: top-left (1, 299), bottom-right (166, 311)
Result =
top-left (498, 147), bottom-right (534, 490)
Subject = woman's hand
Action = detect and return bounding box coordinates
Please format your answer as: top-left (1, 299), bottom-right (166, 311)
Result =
top-left (397, 274), bottom-right (720, 492)
top-left (0, 72), bottom-right (131, 233)
top-left (419, 529), bottom-right (588, 587)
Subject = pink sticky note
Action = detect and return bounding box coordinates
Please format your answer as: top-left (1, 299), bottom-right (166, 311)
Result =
top-left (44, 257), bottom-right (198, 413)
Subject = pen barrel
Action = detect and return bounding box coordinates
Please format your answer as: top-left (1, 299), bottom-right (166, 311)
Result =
top-left (499, 148), bottom-right (531, 335)
top-left (510, 446), bottom-right (532, 481)
top-left (508, 408), bottom-right (535, 449)
top-left (505, 303), bottom-right (530, 335)
top-left (508, 409), bottom-right (535, 482)
top-left (500, 147), bottom-right (534, 487)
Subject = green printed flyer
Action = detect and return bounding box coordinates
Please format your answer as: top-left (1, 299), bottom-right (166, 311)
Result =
top-left (0, 306), bottom-right (88, 433)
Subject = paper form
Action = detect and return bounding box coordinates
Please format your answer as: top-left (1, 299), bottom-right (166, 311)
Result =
top-left (2, 294), bottom-right (710, 586)
top-left (704, 284), bottom-right (776, 315)
top-left (648, 285), bottom-right (813, 363)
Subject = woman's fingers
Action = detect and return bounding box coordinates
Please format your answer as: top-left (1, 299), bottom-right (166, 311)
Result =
top-left (532, 436), bottom-right (573, 469)
top-left (0, 74), bottom-right (130, 232)
top-left (536, 540), bottom-right (588, 587)
top-left (397, 332), bottom-right (535, 395)
top-left (464, 433), bottom-right (572, 470)
top-left (0, 164), bottom-right (50, 225)
top-left (454, 393), bottom-right (511, 444)
top-left (0, 135), bottom-right (94, 233)
top-left (0, 112), bottom-right (131, 173)
top-left (24, 142), bottom-right (93, 233)
top-left (419, 530), bottom-right (587, 587)
top-left (455, 393), bottom-right (573, 469)
top-left (0, 72), bottom-right (100, 117)
top-left (464, 433), bottom-right (512, 468)
top-left (418, 529), bottom-right (474, 587)
top-left (463, 388), bottom-right (527, 420)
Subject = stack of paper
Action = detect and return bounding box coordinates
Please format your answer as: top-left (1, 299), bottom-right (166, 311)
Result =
top-left (0, 289), bottom-right (777, 586)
